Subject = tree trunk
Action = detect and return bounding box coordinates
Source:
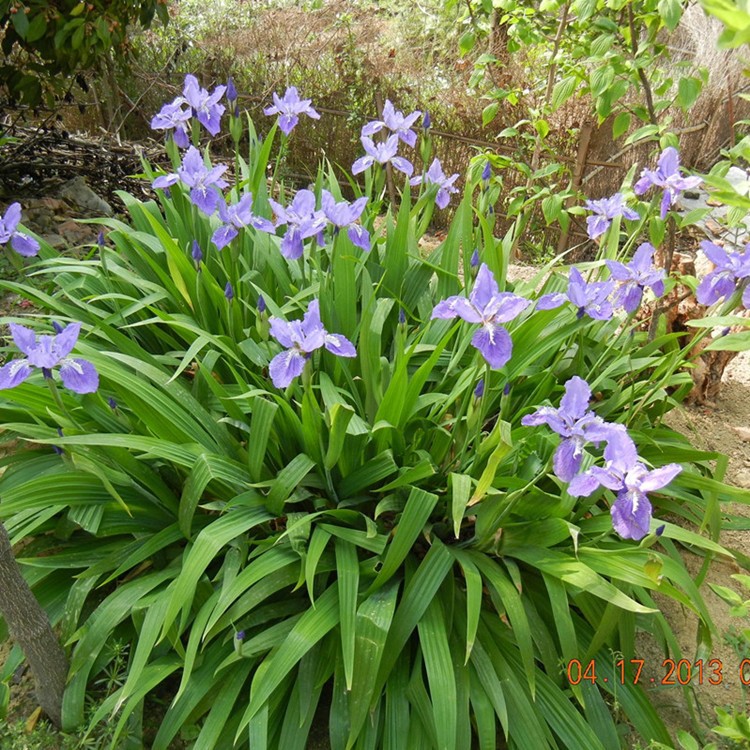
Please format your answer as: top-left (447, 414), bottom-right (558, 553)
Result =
top-left (0, 522), bottom-right (69, 728)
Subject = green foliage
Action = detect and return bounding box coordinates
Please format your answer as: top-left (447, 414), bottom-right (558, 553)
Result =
top-left (700, 0), bottom-right (750, 47)
top-left (0, 93), bottom-right (748, 749)
top-left (454, 0), bottom-right (710, 255)
top-left (712, 707), bottom-right (750, 748)
top-left (0, 0), bottom-right (168, 105)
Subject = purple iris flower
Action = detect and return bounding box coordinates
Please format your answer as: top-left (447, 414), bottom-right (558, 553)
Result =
top-left (191, 240), bottom-right (203, 265)
top-left (481, 161), bottom-right (492, 184)
top-left (521, 376), bottom-right (613, 482)
top-left (152, 146), bottom-right (229, 216)
top-left (212, 193), bottom-right (276, 250)
top-left (696, 240), bottom-right (750, 308)
top-left (361, 100), bottom-right (421, 148)
top-left (182, 74), bottom-right (226, 137)
top-left (263, 87), bottom-right (321, 136)
top-left (410, 159), bottom-right (459, 209)
top-left (470, 249), bottom-right (480, 268)
top-left (268, 299), bottom-right (356, 388)
top-left (226, 77), bottom-right (238, 105)
top-left (266, 190), bottom-right (329, 260)
top-left (0, 203), bottom-right (39, 257)
top-left (432, 263), bottom-right (530, 369)
top-left (0, 322), bottom-right (99, 394)
top-left (422, 111), bottom-right (431, 131)
top-left (474, 379), bottom-right (485, 399)
top-left (605, 242), bottom-right (666, 313)
top-left (634, 147), bottom-right (702, 220)
top-left (351, 135), bottom-right (414, 177)
top-left (537, 267), bottom-right (615, 320)
top-left (150, 96), bottom-right (191, 148)
top-left (567, 425), bottom-right (682, 540)
top-left (258, 295), bottom-right (266, 314)
top-left (321, 190), bottom-right (370, 251)
top-left (584, 193), bottom-right (640, 239)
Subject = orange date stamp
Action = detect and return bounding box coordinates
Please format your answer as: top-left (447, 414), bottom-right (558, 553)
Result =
top-left (565, 658), bottom-right (750, 686)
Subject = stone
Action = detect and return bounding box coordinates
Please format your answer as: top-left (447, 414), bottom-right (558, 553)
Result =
top-left (42, 234), bottom-right (66, 250)
top-left (59, 177), bottom-right (113, 216)
top-left (36, 197), bottom-right (66, 212)
top-left (57, 220), bottom-right (94, 246)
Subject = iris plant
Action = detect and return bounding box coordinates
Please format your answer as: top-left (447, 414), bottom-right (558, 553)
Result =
top-left (634, 147), bottom-right (702, 219)
top-left (150, 75), bottom-right (226, 144)
top-left (266, 190), bottom-right (328, 260)
top-left (150, 97), bottom-right (191, 148)
top-left (0, 322), bottom-right (98, 394)
top-left (432, 264), bottom-right (530, 369)
top-left (411, 159), bottom-right (459, 209)
top-left (567, 425), bottom-right (681, 540)
top-left (696, 240), bottom-right (750, 308)
top-left (538, 267), bottom-right (615, 320)
top-left (584, 193), bottom-right (639, 239)
top-left (605, 242), bottom-right (666, 313)
top-left (182, 74), bottom-right (226, 137)
top-left (361, 99), bottom-right (421, 147)
top-left (269, 300), bottom-right (356, 388)
top-left (152, 146), bottom-right (229, 216)
top-left (521, 376), bottom-right (613, 482)
top-left (352, 135), bottom-right (414, 177)
top-left (264, 87), bottom-right (321, 136)
top-left (321, 191), bottom-right (370, 251)
top-left (212, 194), bottom-right (275, 250)
top-left (0, 203), bottom-right (39, 257)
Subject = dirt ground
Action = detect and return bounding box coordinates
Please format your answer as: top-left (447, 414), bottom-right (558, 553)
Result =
top-left (634, 350), bottom-right (750, 740)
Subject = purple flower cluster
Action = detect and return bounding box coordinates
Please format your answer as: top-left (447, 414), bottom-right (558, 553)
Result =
top-left (352, 135), bottom-right (414, 177)
top-left (538, 247), bottom-right (667, 319)
top-left (361, 100), bottom-right (421, 147)
top-left (606, 243), bottom-right (666, 314)
top-left (261, 189), bottom-right (371, 259)
top-left (538, 268), bottom-right (616, 320)
top-left (584, 193), bottom-right (639, 240)
top-left (432, 264), bottom-right (530, 369)
top-left (269, 300), bottom-right (356, 388)
top-left (634, 147), bottom-right (702, 219)
top-left (568, 425), bottom-right (681, 541)
top-left (152, 146), bottom-right (229, 215)
top-left (264, 87), bottom-right (320, 136)
top-left (696, 240), bottom-right (750, 309)
top-left (522, 376), bottom-right (681, 539)
top-left (521, 377), bottom-right (612, 482)
top-left (352, 100), bottom-right (422, 178)
top-left (321, 190), bottom-right (370, 251)
top-left (267, 190), bottom-right (328, 260)
top-left (0, 322), bottom-right (98, 394)
top-left (212, 194), bottom-right (275, 250)
top-left (0, 203), bottom-right (40, 257)
top-left (151, 74), bottom-right (227, 146)
top-left (411, 159), bottom-right (459, 210)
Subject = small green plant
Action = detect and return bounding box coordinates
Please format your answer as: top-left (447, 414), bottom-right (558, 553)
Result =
top-left (712, 707), bottom-right (750, 748)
